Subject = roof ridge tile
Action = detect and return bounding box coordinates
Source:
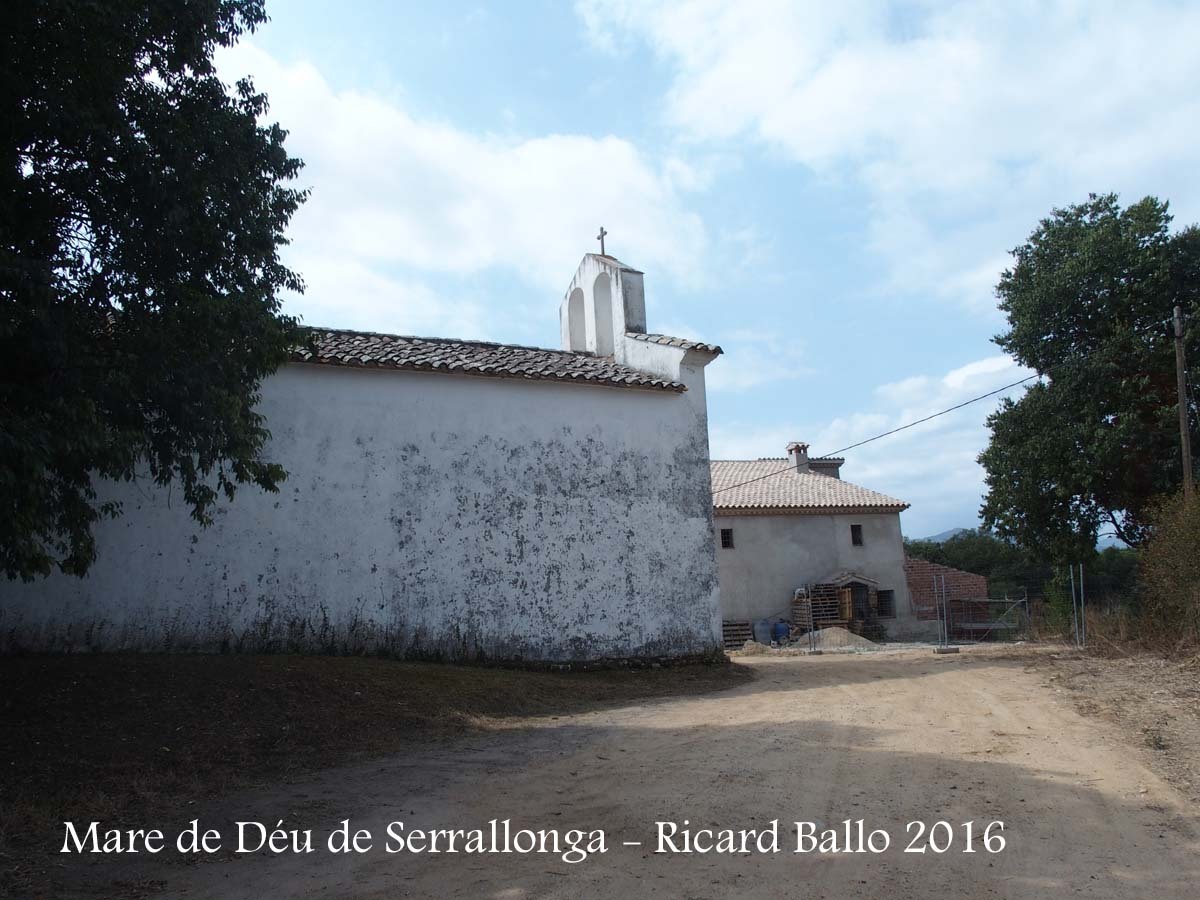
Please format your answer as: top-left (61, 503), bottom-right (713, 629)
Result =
top-left (292, 326), bottom-right (687, 393)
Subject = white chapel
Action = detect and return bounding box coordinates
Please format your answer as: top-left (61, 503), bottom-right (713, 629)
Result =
top-left (1, 253), bottom-right (727, 664)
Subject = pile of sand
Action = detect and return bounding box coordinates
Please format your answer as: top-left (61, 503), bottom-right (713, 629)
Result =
top-left (804, 626), bottom-right (878, 650)
top-left (736, 628), bottom-right (879, 656)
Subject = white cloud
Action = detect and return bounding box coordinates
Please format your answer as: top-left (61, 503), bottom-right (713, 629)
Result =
top-left (216, 42), bottom-right (707, 336)
top-left (579, 0), bottom-right (1200, 313)
top-left (295, 257), bottom-right (489, 338)
top-left (704, 328), bottom-right (811, 392)
top-left (658, 320), bottom-right (810, 392)
top-left (709, 354), bottom-right (1035, 535)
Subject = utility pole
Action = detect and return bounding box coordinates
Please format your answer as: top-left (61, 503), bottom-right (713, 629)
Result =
top-left (1175, 305), bottom-right (1193, 497)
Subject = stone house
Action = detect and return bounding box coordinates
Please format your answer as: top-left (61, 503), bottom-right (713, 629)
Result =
top-left (0, 253), bottom-right (725, 663)
top-left (711, 442), bottom-right (937, 642)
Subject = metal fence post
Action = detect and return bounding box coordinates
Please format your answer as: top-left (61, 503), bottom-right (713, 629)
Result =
top-left (1069, 564), bottom-right (1079, 648)
top-left (807, 585), bottom-right (816, 653)
top-left (942, 574), bottom-right (949, 645)
top-left (1078, 562), bottom-right (1086, 649)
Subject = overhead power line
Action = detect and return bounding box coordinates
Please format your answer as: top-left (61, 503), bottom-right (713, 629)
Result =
top-left (818, 374), bottom-right (1040, 459)
top-left (711, 315), bottom-right (1177, 498)
top-left (710, 373), bottom-right (1038, 496)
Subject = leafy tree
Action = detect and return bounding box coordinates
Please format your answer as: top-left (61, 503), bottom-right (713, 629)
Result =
top-left (979, 194), bottom-right (1200, 557)
top-left (1087, 546), bottom-right (1140, 603)
top-left (904, 529), bottom-right (1051, 597)
top-left (902, 538), bottom-right (944, 565)
top-left (906, 529), bottom-right (1137, 616)
top-left (1, 1), bottom-right (305, 579)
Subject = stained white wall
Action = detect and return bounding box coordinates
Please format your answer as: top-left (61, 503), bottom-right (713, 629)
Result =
top-left (713, 512), bottom-right (935, 639)
top-left (0, 363), bottom-right (723, 661)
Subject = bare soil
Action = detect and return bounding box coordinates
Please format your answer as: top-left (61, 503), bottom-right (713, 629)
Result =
top-left (7, 644), bottom-right (1200, 899)
top-left (1022, 647), bottom-right (1200, 802)
top-left (0, 653), bottom-right (749, 896)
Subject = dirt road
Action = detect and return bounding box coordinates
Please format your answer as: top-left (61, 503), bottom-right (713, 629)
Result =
top-left (81, 647), bottom-right (1199, 898)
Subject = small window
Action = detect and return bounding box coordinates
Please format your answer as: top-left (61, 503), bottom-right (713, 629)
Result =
top-left (720, 528), bottom-right (735, 549)
top-left (877, 589), bottom-right (896, 618)
top-left (850, 524), bottom-right (863, 546)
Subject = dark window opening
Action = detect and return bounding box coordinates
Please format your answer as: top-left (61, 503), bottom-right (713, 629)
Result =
top-left (720, 528), bottom-right (735, 549)
top-left (850, 524), bottom-right (864, 546)
top-left (877, 589), bottom-right (896, 618)
top-left (850, 582), bottom-right (871, 620)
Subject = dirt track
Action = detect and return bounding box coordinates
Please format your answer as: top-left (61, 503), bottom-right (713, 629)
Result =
top-left (76, 646), bottom-right (1200, 898)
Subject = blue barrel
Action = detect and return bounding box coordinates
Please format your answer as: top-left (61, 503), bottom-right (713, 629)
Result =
top-left (752, 619), bottom-right (773, 644)
top-left (771, 622), bottom-right (790, 643)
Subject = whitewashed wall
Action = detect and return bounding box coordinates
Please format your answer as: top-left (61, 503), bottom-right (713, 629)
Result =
top-left (713, 512), bottom-right (935, 639)
top-left (0, 363), bottom-right (722, 661)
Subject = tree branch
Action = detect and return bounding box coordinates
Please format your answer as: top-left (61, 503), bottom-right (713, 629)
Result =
top-left (1106, 510), bottom-right (1140, 548)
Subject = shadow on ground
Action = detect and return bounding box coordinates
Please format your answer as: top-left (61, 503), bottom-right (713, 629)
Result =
top-left (14, 649), bottom-right (1199, 899)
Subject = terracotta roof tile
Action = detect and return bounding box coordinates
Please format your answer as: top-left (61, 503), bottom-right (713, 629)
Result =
top-left (292, 328), bottom-right (687, 392)
top-left (711, 460), bottom-right (909, 513)
top-left (625, 332), bottom-right (723, 355)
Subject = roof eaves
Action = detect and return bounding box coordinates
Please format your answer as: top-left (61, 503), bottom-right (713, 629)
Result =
top-left (291, 326), bottom-right (689, 393)
top-left (291, 356), bottom-right (688, 393)
top-left (625, 332), bottom-right (724, 355)
top-left (713, 503), bottom-right (911, 516)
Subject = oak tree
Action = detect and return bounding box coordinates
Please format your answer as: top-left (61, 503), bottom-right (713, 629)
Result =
top-left (980, 194), bottom-right (1199, 557)
top-left (1, 1), bottom-right (305, 579)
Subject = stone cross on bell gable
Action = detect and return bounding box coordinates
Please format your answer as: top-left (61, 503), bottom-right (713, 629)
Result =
top-left (596, 226), bottom-right (607, 256)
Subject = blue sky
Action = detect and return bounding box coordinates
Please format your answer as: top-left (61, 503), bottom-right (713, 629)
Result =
top-left (219, 1), bottom-right (1200, 538)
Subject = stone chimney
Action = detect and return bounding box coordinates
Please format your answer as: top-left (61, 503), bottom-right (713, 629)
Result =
top-left (786, 441), bottom-right (810, 473)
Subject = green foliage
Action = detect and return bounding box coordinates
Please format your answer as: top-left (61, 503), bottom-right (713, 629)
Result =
top-left (979, 194), bottom-right (1199, 559)
top-left (905, 530), bottom-right (1139, 623)
top-left (904, 528), bottom-right (1051, 597)
top-left (1087, 546), bottom-right (1140, 607)
top-left (1042, 568), bottom-right (1075, 630)
top-left (1, 1), bottom-right (306, 579)
top-left (1140, 491), bottom-right (1200, 645)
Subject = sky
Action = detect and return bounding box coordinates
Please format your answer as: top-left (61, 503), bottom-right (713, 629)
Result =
top-left (217, 0), bottom-right (1200, 539)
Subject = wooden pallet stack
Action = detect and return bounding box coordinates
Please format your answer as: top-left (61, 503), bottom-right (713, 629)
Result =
top-left (721, 620), bottom-right (753, 650)
top-left (792, 583), bottom-right (848, 632)
top-left (792, 582), bottom-right (889, 640)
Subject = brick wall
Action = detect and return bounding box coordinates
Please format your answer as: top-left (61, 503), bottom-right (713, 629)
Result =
top-left (904, 557), bottom-right (989, 620)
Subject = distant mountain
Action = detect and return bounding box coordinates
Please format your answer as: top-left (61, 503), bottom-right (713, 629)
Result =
top-left (917, 525), bottom-right (1129, 550)
top-left (918, 527), bottom-right (972, 543)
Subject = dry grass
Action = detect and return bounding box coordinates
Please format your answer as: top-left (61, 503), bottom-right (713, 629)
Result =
top-left (0, 653), bottom-right (752, 893)
top-left (1080, 607), bottom-right (1200, 659)
top-left (1025, 647), bottom-right (1200, 802)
